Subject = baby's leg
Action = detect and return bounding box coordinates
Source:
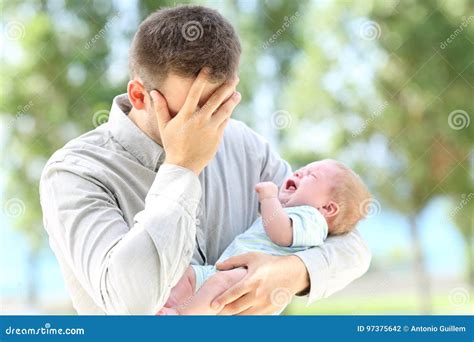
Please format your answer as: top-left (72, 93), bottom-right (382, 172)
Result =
top-left (174, 267), bottom-right (247, 315)
top-left (157, 266), bottom-right (195, 314)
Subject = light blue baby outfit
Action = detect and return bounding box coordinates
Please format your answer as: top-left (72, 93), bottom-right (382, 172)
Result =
top-left (191, 205), bottom-right (328, 293)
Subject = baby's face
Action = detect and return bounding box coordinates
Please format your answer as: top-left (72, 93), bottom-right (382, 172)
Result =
top-left (279, 160), bottom-right (339, 209)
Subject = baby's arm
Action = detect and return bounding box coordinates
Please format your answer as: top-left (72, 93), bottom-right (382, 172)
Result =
top-left (255, 182), bottom-right (293, 247)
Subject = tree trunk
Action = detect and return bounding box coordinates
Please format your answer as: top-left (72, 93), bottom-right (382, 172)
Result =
top-left (409, 215), bottom-right (432, 313)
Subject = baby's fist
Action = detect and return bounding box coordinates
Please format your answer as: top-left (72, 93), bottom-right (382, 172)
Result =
top-left (255, 182), bottom-right (279, 200)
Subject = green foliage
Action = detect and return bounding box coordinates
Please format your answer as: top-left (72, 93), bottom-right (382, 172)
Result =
top-left (1, 1), bottom-right (472, 280)
top-left (282, 1), bottom-right (473, 209)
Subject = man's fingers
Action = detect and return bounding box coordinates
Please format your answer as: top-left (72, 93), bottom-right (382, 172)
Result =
top-left (211, 279), bottom-right (249, 310)
top-left (200, 76), bottom-right (239, 118)
top-left (216, 253), bottom-right (249, 271)
top-left (237, 305), bottom-right (274, 315)
top-left (181, 68), bottom-right (209, 116)
top-left (151, 90), bottom-right (170, 132)
top-left (211, 91), bottom-right (241, 127)
top-left (218, 293), bottom-right (253, 315)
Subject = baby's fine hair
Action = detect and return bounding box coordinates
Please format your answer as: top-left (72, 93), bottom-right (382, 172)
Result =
top-left (326, 159), bottom-right (372, 235)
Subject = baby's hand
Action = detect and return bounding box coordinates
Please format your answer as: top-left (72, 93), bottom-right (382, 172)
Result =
top-left (255, 182), bottom-right (279, 200)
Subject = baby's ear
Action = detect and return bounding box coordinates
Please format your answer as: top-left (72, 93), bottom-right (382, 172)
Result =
top-left (320, 201), bottom-right (340, 218)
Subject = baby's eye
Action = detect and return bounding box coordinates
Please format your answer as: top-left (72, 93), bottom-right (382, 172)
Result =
top-left (310, 173), bottom-right (318, 179)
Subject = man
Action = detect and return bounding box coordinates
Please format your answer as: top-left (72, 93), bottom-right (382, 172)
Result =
top-left (40, 5), bottom-right (371, 315)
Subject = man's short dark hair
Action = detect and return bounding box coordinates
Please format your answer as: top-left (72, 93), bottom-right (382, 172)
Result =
top-left (129, 5), bottom-right (241, 90)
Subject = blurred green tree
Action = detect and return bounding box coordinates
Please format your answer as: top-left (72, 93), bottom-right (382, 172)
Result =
top-left (1, 0), bottom-right (127, 306)
top-left (0, 0), bottom-right (306, 307)
top-left (281, 0), bottom-right (473, 313)
top-left (1, 0), bottom-right (472, 314)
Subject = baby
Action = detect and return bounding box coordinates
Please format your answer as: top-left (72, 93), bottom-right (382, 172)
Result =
top-left (158, 159), bottom-right (371, 315)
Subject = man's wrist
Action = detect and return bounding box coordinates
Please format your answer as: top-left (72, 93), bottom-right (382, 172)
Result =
top-left (164, 158), bottom-right (202, 175)
top-left (259, 195), bottom-right (278, 202)
top-left (284, 255), bottom-right (310, 295)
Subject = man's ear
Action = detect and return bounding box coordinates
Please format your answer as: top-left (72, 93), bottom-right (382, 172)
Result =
top-left (319, 201), bottom-right (340, 218)
top-left (127, 79), bottom-right (147, 110)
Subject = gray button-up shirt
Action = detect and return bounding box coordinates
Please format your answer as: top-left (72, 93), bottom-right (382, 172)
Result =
top-left (40, 94), bottom-right (371, 315)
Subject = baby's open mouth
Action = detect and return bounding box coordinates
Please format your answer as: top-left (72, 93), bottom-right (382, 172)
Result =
top-left (285, 179), bottom-right (297, 192)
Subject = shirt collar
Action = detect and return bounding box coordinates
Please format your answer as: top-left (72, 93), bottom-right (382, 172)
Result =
top-left (108, 93), bottom-right (165, 171)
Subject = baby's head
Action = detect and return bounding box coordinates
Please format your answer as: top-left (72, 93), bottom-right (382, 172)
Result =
top-left (279, 159), bottom-right (371, 235)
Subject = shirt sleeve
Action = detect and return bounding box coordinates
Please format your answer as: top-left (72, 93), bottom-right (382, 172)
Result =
top-left (285, 206), bottom-right (328, 248)
top-left (294, 229), bottom-right (371, 305)
top-left (40, 162), bottom-right (201, 315)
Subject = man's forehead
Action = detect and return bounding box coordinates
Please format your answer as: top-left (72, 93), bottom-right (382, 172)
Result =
top-left (165, 73), bottom-right (223, 92)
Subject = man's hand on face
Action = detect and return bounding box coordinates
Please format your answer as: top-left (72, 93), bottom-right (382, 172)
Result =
top-left (150, 69), bottom-right (241, 175)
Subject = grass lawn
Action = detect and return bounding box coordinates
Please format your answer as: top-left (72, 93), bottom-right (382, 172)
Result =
top-left (284, 292), bottom-right (474, 315)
